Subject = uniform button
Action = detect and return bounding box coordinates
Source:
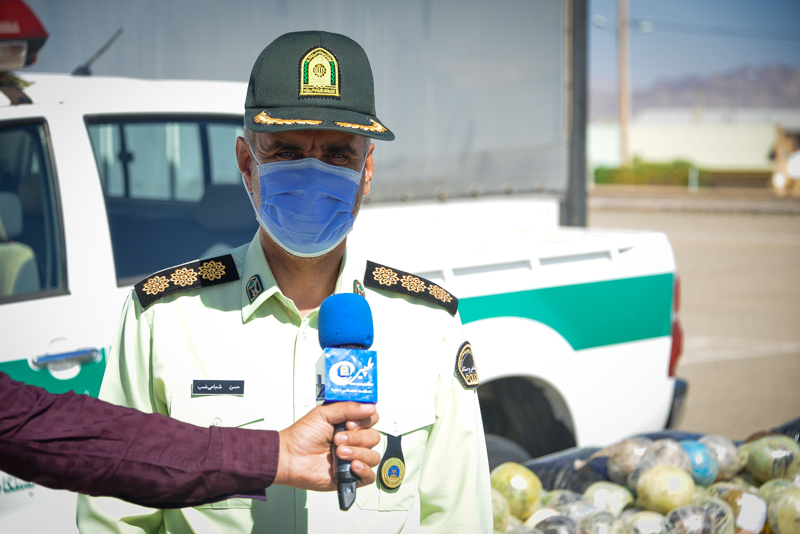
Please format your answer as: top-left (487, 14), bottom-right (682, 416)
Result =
top-left (393, 421), bottom-right (398, 433)
top-left (213, 417), bottom-right (222, 426)
top-left (301, 332), bottom-right (308, 341)
top-left (302, 397), bottom-right (311, 407)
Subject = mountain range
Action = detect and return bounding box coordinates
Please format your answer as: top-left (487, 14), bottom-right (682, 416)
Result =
top-left (589, 65), bottom-right (800, 121)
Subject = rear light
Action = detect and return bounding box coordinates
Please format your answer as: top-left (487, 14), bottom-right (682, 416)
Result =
top-left (668, 274), bottom-right (683, 377)
top-left (0, 0), bottom-right (48, 70)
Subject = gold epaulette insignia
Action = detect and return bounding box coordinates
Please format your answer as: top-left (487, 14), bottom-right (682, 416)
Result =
top-left (134, 254), bottom-right (239, 309)
top-left (363, 260), bottom-right (458, 316)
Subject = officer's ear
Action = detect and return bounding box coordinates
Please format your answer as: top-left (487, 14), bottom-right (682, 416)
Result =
top-left (236, 137), bottom-right (254, 194)
top-left (364, 142), bottom-right (375, 196)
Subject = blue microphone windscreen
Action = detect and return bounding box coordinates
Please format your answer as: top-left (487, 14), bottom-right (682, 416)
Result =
top-left (318, 294), bottom-right (374, 349)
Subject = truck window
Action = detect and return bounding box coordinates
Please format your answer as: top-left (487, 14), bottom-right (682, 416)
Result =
top-left (86, 117), bottom-right (255, 286)
top-left (0, 120), bottom-right (66, 303)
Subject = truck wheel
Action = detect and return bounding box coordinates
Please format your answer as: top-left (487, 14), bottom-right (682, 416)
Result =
top-left (485, 433), bottom-right (532, 471)
top-left (479, 377), bottom-right (575, 462)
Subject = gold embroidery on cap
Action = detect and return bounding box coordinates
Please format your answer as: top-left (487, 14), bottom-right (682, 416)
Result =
top-left (300, 47), bottom-right (340, 97)
top-left (171, 267), bottom-right (198, 287)
top-left (143, 276), bottom-right (169, 295)
top-left (401, 275), bottom-right (426, 293)
top-left (372, 266), bottom-right (399, 286)
top-left (199, 260), bottom-right (226, 281)
top-left (253, 111), bottom-right (323, 126)
top-left (428, 284), bottom-right (452, 303)
top-left (334, 118), bottom-right (388, 133)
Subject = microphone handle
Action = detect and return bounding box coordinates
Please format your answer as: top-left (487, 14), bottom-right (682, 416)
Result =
top-left (333, 420), bottom-right (359, 510)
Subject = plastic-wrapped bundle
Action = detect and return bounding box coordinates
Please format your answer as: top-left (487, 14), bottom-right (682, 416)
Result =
top-left (527, 447), bottom-right (609, 493)
top-left (628, 440), bottom-right (692, 491)
top-left (557, 502), bottom-right (602, 524)
top-left (620, 511), bottom-right (674, 534)
top-left (541, 489), bottom-right (588, 509)
top-left (525, 507), bottom-right (561, 528)
top-left (757, 478), bottom-right (795, 505)
top-left (572, 438), bottom-right (653, 488)
top-left (708, 487), bottom-right (766, 534)
top-left (744, 435), bottom-right (800, 484)
top-left (636, 465), bottom-right (695, 515)
top-left (691, 497), bottom-right (734, 534)
top-left (766, 486), bottom-right (800, 534)
top-left (584, 481), bottom-right (635, 516)
top-left (698, 435), bottom-right (741, 482)
top-left (492, 488), bottom-right (511, 532)
top-left (607, 438), bottom-right (654, 487)
top-left (680, 440), bottom-right (719, 487)
top-left (666, 505), bottom-right (713, 534)
top-left (490, 462), bottom-right (543, 521)
top-left (534, 515), bottom-right (583, 534)
top-left (580, 509), bottom-right (622, 534)
top-left (507, 525), bottom-right (545, 534)
top-left (726, 474), bottom-right (759, 494)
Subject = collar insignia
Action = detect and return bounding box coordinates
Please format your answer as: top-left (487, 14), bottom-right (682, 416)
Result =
top-left (300, 47), bottom-right (340, 97)
top-left (455, 341), bottom-right (479, 390)
top-left (246, 275), bottom-right (263, 303)
top-left (363, 260), bottom-right (458, 316)
top-left (134, 254), bottom-right (239, 309)
top-left (353, 279), bottom-right (365, 297)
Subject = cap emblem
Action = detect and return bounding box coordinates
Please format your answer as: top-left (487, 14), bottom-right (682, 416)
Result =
top-left (300, 47), bottom-right (340, 97)
top-left (334, 118), bottom-right (388, 133)
top-left (253, 111), bottom-right (323, 126)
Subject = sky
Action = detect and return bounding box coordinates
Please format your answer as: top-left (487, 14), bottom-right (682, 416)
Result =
top-left (590, 0), bottom-right (800, 89)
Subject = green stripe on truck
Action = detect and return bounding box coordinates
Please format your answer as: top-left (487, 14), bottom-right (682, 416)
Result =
top-left (460, 273), bottom-right (674, 350)
top-left (0, 354), bottom-right (106, 397)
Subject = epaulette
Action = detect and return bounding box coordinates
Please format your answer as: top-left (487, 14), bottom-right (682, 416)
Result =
top-left (363, 260), bottom-right (458, 316)
top-left (134, 254), bottom-right (239, 309)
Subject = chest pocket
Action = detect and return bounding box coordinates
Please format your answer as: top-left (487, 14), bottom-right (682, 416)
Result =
top-left (168, 390), bottom-right (266, 510)
top-left (356, 397), bottom-right (436, 512)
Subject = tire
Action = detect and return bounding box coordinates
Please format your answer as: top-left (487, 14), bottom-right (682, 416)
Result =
top-left (485, 433), bottom-right (532, 471)
top-left (479, 377), bottom-right (576, 461)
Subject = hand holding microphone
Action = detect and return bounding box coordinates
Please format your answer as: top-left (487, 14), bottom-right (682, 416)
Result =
top-left (275, 401), bottom-right (380, 492)
top-left (318, 293), bottom-right (379, 510)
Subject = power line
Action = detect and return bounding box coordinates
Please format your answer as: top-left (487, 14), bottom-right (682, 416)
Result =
top-left (630, 18), bottom-right (800, 42)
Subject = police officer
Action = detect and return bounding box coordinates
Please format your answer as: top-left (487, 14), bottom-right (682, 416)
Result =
top-left (78, 31), bottom-right (491, 533)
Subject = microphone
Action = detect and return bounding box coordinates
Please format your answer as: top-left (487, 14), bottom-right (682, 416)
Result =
top-left (317, 293), bottom-right (378, 511)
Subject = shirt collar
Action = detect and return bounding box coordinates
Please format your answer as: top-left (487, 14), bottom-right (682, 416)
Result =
top-left (240, 234), bottom-right (367, 324)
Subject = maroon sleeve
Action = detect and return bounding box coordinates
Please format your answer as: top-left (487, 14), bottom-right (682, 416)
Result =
top-left (0, 372), bottom-right (279, 508)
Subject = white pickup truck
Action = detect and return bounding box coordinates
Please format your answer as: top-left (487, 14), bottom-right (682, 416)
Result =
top-left (0, 72), bottom-right (685, 530)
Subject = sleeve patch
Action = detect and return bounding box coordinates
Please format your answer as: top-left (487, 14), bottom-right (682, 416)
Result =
top-left (363, 260), bottom-right (458, 316)
top-left (455, 341), bottom-right (479, 390)
top-left (134, 254), bottom-right (240, 309)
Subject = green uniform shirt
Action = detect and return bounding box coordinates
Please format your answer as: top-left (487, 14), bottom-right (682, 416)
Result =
top-left (76, 233), bottom-right (492, 533)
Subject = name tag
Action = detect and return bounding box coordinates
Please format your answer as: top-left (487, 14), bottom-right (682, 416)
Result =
top-left (192, 380), bottom-right (245, 395)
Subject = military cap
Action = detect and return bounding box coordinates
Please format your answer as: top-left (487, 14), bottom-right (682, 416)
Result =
top-left (245, 31), bottom-right (394, 141)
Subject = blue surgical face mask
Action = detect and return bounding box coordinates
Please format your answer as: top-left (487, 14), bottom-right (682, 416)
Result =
top-left (244, 147), bottom-right (364, 258)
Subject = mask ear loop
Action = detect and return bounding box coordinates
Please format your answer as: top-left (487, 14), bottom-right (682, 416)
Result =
top-left (242, 144), bottom-right (261, 210)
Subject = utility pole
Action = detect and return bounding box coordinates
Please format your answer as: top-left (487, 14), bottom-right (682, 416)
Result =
top-left (618, 0), bottom-right (631, 166)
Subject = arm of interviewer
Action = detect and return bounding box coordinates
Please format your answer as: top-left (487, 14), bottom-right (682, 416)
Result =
top-left (0, 372), bottom-right (380, 507)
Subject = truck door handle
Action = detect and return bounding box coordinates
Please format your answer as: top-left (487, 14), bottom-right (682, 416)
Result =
top-left (32, 348), bottom-right (101, 369)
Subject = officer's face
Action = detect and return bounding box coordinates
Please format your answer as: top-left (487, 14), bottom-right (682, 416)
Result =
top-left (235, 130), bottom-right (375, 210)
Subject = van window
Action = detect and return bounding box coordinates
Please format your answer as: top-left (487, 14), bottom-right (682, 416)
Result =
top-left (86, 117), bottom-right (255, 286)
top-left (0, 120), bottom-right (66, 303)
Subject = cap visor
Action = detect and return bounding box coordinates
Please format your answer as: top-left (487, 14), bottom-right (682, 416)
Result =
top-left (245, 106), bottom-right (394, 141)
